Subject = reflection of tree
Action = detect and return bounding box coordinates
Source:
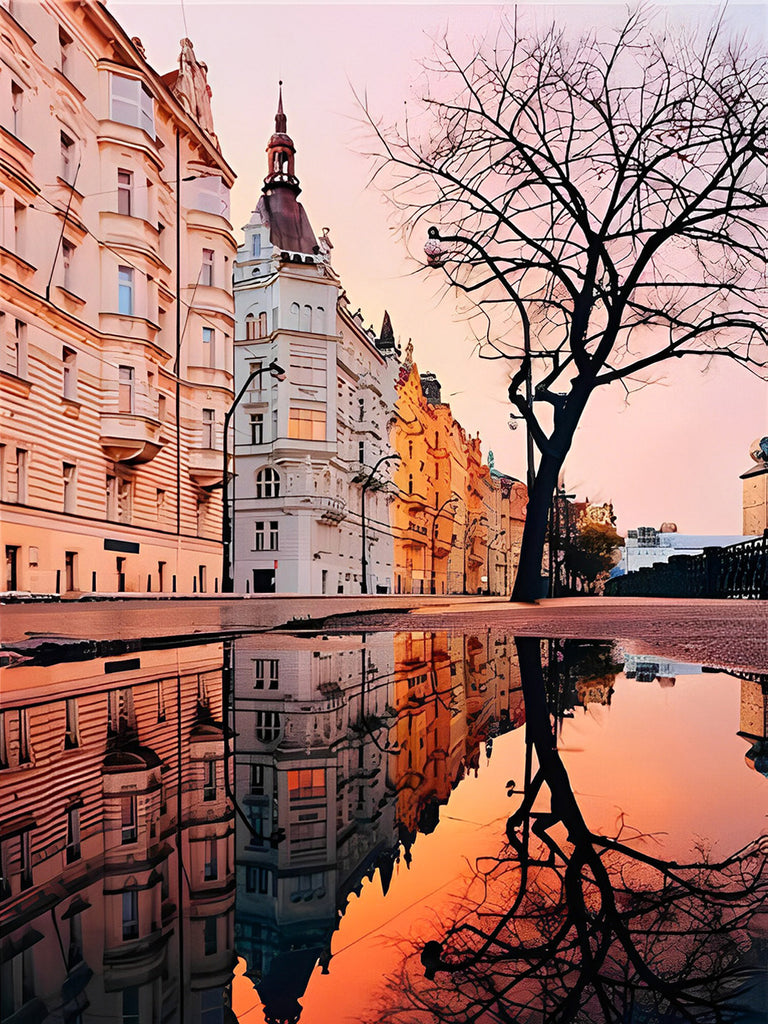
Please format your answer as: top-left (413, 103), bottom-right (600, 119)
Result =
top-left (374, 637), bottom-right (768, 1023)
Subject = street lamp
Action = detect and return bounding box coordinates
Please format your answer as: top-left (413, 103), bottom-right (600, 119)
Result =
top-left (431, 492), bottom-right (459, 595)
top-left (221, 359), bottom-right (286, 593)
top-left (486, 529), bottom-right (506, 596)
top-left (361, 453), bottom-right (400, 595)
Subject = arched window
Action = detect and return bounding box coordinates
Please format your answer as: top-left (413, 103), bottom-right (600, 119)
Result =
top-left (255, 710), bottom-right (281, 744)
top-left (257, 311), bottom-right (268, 338)
top-left (290, 302), bottom-right (300, 325)
top-left (316, 306), bottom-right (324, 332)
top-left (255, 467), bottom-right (280, 498)
top-left (245, 314), bottom-right (256, 341)
top-left (301, 305), bottom-right (312, 333)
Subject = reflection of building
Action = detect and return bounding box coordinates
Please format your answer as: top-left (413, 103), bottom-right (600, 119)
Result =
top-left (232, 630), bottom-right (525, 1021)
top-left (737, 673), bottom-right (768, 777)
top-left (231, 92), bottom-right (398, 595)
top-left (622, 654), bottom-right (702, 684)
top-left (1, 2), bottom-right (236, 595)
top-left (0, 645), bottom-right (234, 1021)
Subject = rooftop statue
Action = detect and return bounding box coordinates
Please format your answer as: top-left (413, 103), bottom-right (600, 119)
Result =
top-left (171, 38), bottom-right (218, 147)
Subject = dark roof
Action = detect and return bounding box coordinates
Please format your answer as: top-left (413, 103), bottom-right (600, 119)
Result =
top-left (258, 192), bottom-right (318, 256)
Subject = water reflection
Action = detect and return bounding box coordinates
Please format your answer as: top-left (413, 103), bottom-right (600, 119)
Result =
top-left (0, 645), bottom-right (236, 1023)
top-left (230, 631), bottom-right (524, 1023)
top-left (2, 630), bottom-right (768, 1023)
top-left (376, 638), bottom-right (768, 1024)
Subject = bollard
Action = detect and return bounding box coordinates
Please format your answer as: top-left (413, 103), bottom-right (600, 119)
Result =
top-left (193, 577), bottom-right (197, 593)
top-left (55, 569), bottom-right (61, 594)
top-left (172, 575), bottom-right (177, 593)
top-left (92, 571), bottom-right (97, 592)
top-left (214, 578), bottom-right (219, 593)
top-left (147, 574), bottom-right (152, 592)
top-left (245, 579), bottom-right (250, 594)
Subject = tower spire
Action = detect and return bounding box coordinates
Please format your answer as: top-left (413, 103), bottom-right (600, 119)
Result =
top-left (275, 80), bottom-right (287, 134)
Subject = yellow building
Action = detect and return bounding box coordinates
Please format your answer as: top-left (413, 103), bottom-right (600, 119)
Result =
top-left (741, 438), bottom-right (768, 537)
top-left (1, 2), bottom-right (235, 594)
top-left (392, 348), bottom-right (526, 595)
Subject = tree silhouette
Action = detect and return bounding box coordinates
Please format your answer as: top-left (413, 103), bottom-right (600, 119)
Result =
top-left (371, 637), bottom-right (768, 1023)
top-left (364, 10), bottom-right (768, 599)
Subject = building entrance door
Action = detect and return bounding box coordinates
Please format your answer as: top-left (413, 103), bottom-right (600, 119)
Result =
top-left (65, 551), bottom-right (77, 592)
top-left (5, 545), bottom-right (19, 591)
top-left (252, 568), bottom-right (275, 593)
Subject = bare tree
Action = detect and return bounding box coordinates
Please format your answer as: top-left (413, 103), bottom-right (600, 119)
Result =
top-left (365, 9), bottom-right (768, 599)
top-left (371, 637), bottom-right (768, 1023)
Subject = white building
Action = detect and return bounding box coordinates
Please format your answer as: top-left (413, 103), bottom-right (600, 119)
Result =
top-left (620, 525), bottom-right (759, 574)
top-left (231, 89), bottom-right (398, 594)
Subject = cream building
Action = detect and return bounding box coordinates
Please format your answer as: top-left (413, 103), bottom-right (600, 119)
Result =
top-left (231, 91), bottom-right (398, 594)
top-left (1, 1), bottom-right (235, 595)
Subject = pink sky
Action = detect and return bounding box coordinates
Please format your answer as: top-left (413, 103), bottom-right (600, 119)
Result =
top-left (112, 1), bottom-right (768, 535)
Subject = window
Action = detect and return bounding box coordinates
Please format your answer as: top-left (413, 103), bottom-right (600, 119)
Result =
top-left (61, 347), bottom-right (77, 402)
top-left (118, 366), bottom-right (134, 412)
top-left (59, 26), bottom-right (72, 77)
top-left (358, 441), bottom-right (365, 464)
top-left (11, 81), bottom-right (22, 137)
top-left (245, 865), bottom-right (273, 895)
top-left (122, 890), bottom-right (138, 940)
top-left (67, 910), bottom-right (83, 968)
top-left (249, 413), bottom-right (264, 445)
top-left (66, 806), bottom-right (81, 863)
top-left (19, 829), bottom-right (32, 888)
top-left (155, 488), bottom-right (166, 520)
top-left (301, 305), bottom-right (312, 332)
top-left (289, 819), bottom-right (326, 853)
top-left (15, 448), bottom-right (28, 504)
top-left (255, 467), bottom-right (280, 498)
top-left (157, 393), bottom-right (167, 421)
top-left (203, 837), bottom-right (217, 880)
top-left (60, 131), bottom-right (74, 182)
top-left (245, 314), bottom-right (256, 340)
top-left (250, 763), bottom-right (265, 795)
top-left (61, 240), bottom-right (74, 292)
top-left (257, 311), bottom-right (267, 337)
top-left (17, 708), bottom-right (30, 764)
top-left (204, 917), bottom-right (217, 956)
top-left (288, 768), bottom-right (325, 801)
top-left (117, 479), bottom-right (132, 522)
top-left (248, 360), bottom-right (263, 391)
top-left (251, 234), bottom-right (261, 258)
top-left (110, 73), bottom-right (154, 136)
top-left (117, 169), bottom-right (133, 216)
top-left (12, 319), bottom-right (27, 378)
top-left (254, 659), bottom-right (279, 690)
top-left (254, 710), bottom-right (280, 743)
top-left (202, 326), bottom-right (214, 366)
top-left (288, 407), bottom-right (326, 440)
top-left (269, 520), bottom-right (278, 550)
top-left (106, 475), bottom-right (117, 519)
top-left (202, 408), bottom-right (215, 448)
top-left (120, 794), bottom-right (137, 844)
top-left (201, 248), bottom-right (214, 286)
top-left (64, 697), bottom-right (79, 748)
top-left (62, 462), bottom-right (76, 513)
top-left (203, 760), bottom-right (216, 801)
top-left (408, 474), bottom-right (414, 495)
top-left (289, 344), bottom-right (327, 387)
top-left (254, 522), bottom-right (265, 551)
top-left (358, 397), bottom-right (365, 421)
top-left (118, 266), bottom-right (134, 315)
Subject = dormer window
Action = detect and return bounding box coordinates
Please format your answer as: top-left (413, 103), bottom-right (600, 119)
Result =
top-left (252, 234), bottom-right (261, 259)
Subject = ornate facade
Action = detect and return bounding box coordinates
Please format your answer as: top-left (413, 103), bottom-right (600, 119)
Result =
top-left (1, 2), bottom-right (235, 595)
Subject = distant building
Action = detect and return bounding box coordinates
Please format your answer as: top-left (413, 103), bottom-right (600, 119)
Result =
top-left (741, 436), bottom-right (768, 536)
top-left (231, 91), bottom-right (398, 594)
top-left (1, 1), bottom-right (236, 594)
top-left (620, 525), bottom-right (758, 574)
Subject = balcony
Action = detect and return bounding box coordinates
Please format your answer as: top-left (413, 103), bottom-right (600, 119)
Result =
top-left (316, 496), bottom-right (347, 524)
top-left (189, 447), bottom-right (227, 488)
top-left (100, 414), bottom-right (167, 464)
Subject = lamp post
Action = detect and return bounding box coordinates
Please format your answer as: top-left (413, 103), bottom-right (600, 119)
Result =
top-left (486, 528), bottom-right (506, 596)
top-left (361, 453), bottom-right (400, 594)
top-left (431, 493), bottom-right (459, 595)
top-left (221, 360), bottom-right (286, 593)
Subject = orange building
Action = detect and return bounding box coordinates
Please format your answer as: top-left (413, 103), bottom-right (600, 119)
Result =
top-left (392, 345), bottom-right (527, 595)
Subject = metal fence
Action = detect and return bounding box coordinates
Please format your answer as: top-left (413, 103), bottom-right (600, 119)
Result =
top-left (605, 534), bottom-right (768, 599)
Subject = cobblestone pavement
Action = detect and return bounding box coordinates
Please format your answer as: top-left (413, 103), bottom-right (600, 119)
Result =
top-left (2, 596), bottom-right (766, 673)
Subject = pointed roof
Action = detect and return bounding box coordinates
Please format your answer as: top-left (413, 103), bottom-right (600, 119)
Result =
top-left (378, 310), bottom-right (396, 350)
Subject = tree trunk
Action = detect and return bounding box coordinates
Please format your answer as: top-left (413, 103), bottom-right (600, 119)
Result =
top-left (511, 379), bottom-right (593, 602)
top-left (511, 449), bottom-right (565, 601)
